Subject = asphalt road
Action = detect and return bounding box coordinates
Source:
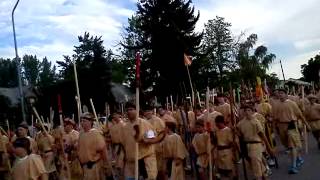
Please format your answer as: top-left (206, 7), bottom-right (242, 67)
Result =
top-left (268, 134), bottom-right (320, 180)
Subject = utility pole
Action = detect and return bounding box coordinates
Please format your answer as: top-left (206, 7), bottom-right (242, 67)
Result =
top-left (12, 0), bottom-right (26, 123)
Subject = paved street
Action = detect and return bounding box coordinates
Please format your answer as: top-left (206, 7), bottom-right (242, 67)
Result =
top-left (269, 134), bottom-right (320, 180)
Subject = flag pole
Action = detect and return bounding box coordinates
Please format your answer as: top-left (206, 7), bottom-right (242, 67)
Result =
top-left (135, 52), bottom-right (141, 180)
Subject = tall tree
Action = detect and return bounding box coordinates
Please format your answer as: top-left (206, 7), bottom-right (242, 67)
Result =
top-left (0, 58), bottom-right (18, 88)
top-left (202, 16), bottom-right (235, 81)
top-left (236, 34), bottom-right (276, 83)
top-left (122, 0), bottom-right (202, 98)
top-left (38, 57), bottom-right (57, 87)
top-left (301, 53), bottom-right (320, 83)
top-left (22, 55), bottom-right (40, 85)
top-left (57, 32), bottom-right (113, 112)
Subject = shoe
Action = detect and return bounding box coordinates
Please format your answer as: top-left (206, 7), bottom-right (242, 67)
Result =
top-left (288, 167), bottom-right (299, 174)
top-left (296, 158), bottom-right (304, 168)
top-left (266, 169), bottom-right (272, 176)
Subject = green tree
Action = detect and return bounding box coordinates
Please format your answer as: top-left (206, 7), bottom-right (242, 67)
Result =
top-left (301, 53), bottom-right (320, 83)
top-left (38, 57), bottom-right (57, 87)
top-left (22, 55), bottom-right (40, 85)
top-left (202, 16), bottom-right (235, 81)
top-left (0, 58), bottom-right (18, 88)
top-left (122, 0), bottom-right (202, 98)
top-left (57, 32), bottom-right (113, 112)
top-left (236, 34), bottom-right (276, 83)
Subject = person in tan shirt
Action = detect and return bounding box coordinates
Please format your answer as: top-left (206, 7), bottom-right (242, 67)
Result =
top-left (163, 121), bottom-right (188, 180)
top-left (63, 118), bottom-right (81, 179)
top-left (305, 95), bottom-right (320, 149)
top-left (34, 124), bottom-right (57, 179)
top-left (12, 137), bottom-right (48, 180)
top-left (236, 105), bottom-right (274, 179)
top-left (109, 111), bottom-right (126, 179)
top-left (276, 89), bottom-right (310, 148)
top-left (214, 115), bottom-right (237, 180)
top-left (192, 119), bottom-right (210, 180)
top-left (11, 123), bottom-right (38, 154)
top-left (114, 102), bottom-right (157, 180)
top-left (143, 106), bottom-right (166, 180)
top-left (0, 132), bottom-right (10, 180)
top-left (78, 112), bottom-right (107, 180)
top-left (215, 95), bottom-right (231, 127)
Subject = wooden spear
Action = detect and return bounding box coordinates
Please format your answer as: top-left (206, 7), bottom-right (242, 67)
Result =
top-left (135, 52), bottom-right (141, 180)
top-left (206, 87), bottom-right (213, 180)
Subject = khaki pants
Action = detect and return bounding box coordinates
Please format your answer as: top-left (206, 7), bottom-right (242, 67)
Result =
top-left (124, 154), bottom-right (158, 180)
top-left (82, 160), bottom-right (105, 180)
top-left (277, 123), bottom-right (289, 147)
top-left (246, 143), bottom-right (265, 179)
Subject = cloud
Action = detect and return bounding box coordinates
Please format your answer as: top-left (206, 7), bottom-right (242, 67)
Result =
top-left (1, 0), bottom-right (319, 80)
top-left (196, 0), bottom-right (320, 79)
top-left (0, 0), bottom-right (135, 61)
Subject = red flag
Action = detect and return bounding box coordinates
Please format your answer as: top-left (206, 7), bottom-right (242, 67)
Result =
top-left (57, 94), bottom-right (62, 114)
top-left (135, 52), bottom-right (141, 86)
top-left (184, 53), bottom-right (192, 66)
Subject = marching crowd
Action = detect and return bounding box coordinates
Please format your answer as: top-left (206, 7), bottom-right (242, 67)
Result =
top-left (1, 88), bottom-right (320, 180)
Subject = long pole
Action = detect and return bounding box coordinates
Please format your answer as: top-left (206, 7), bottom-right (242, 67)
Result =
top-left (186, 65), bottom-right (195, 108)
top-left (280, 60), bottom-right (286, 82)
top-left (73, 60), bottom-right (82, 114)
top-left (206, 87), bottom-right (213, 180)
top-left (12, 0), bottom-right (26, 123)
top-left (135, 52), bottom-right (141, 180)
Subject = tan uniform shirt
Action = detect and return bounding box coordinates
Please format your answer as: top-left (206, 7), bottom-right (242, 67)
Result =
top-left (0, 135), bottom-right (8, 152)
top-left (215, 103), bottom-right (231, 124)
top-left (277, 99), bottom-right (303, 123)
top-left (148, 115), bottom-right (165, 135)
top-left (160, 114), bottom-right (177, 124)
top-left (207, 111), bottom-right (222, 130)
top-left (256, 102), bottom-right (272, 117)
top-left (78, 128), bottom-right (106, 163)
top-left (109, 121), bottom-right (125, 144)
top-left (237, 117), bottom-right (263, 142)
top-left (192, 132), bottom-right (210, 168)
top-left (253, 113), bottom-right (266, 131)
top-left (216, 127), bottom-right (234, 170)
top-left (35, 132), bottom-right (55, 152)
top-left (188, 111), bottom-right (196, 131)
top-left (270, 98), bottom-right (280, 120)
top-left (116, 118), bottom-right (155, 161)
top-left (12, 154), bottom-right (47, 180)
top-left (63, 129), bottom-right (79, 147)
top-left (305, 103), bottom-right (320, 131)
top-left (163, 133), bottom-right (188, 160)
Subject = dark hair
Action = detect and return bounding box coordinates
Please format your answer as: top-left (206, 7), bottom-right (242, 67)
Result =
top-left (125, 102), bottom-right (136, 109)
top-left (13, 137), bottom-right (31, 154)
top-left (142, 104), bottom-right (154, 111)
top-left (195, 119), bottom-right (204, 127)
top-left (277, 88), bottom-right (287, 94)
top-left (215, 115), bottom-right (225, 124)
top-left (165, 121), bottom-right (176, 132)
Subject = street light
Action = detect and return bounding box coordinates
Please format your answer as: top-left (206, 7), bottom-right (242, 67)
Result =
top-left (12, 0), bottom-right (26, 123)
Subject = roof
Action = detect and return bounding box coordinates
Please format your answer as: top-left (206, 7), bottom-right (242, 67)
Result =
top-left (0, 86), bottom-right (36, 107)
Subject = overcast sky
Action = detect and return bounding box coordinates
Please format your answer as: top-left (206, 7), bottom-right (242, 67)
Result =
top-left (1, 0), bottom-right (319, 79)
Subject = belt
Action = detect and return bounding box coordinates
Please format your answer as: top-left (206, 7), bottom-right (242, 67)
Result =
top-left (44, 149), bottom-right (53, 153)
top-left (309, 119), bottom-right (320, 122)
top-left (217, 145), bottom-right (232, 150)
top-left (245, 141), bottom-right (262, 144)
top-left (82, 160), bottom-right (98, 169)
